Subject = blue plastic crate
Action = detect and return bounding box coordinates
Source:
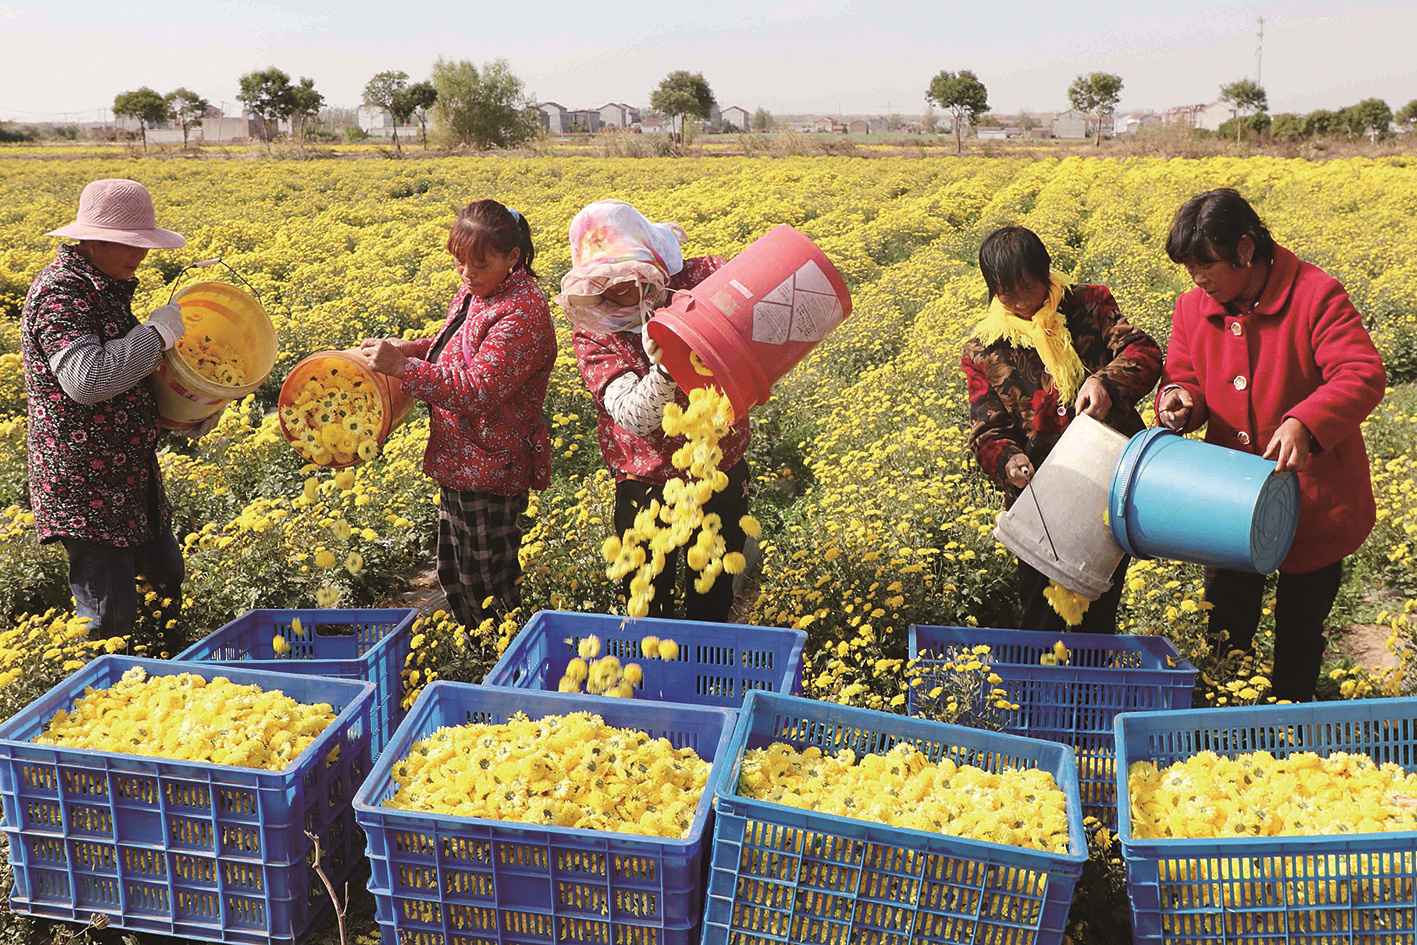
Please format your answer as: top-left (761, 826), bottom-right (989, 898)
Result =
top-left (483, 610), bottom-right (806, 711)
top-left (704, 691), bottom-right (1088, 945)
top-left (909, 625), bottom-right (1196, 828)
top-left (0, 655), bottom-right (375, 944)
top-left (1117, 698), bottom-right (1417, 945)
top-left (353, 681), bottom-right (736, 945)
top-left (176, 607), bottom-right (414, 759)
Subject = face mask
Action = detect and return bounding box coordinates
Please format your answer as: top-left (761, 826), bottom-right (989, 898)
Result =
top-left (559, 278), bottom-right (667, 334)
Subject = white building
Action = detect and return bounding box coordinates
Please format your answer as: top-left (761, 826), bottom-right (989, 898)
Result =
top-left (1052, 109), bottom-right (1088, 139)
top-left (538, 102), bottom-right (570, 135)
top-left (598, 102), bottom-right (640, 128)
top-left (721, 105), bottom-right (751, 131)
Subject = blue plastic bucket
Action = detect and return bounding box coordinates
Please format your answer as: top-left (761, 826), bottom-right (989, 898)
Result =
top-left (1108, 428), bottom-right (1300, 573)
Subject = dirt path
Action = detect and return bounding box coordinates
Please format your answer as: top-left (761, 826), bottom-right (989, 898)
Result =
top-left (1332, 622), bottom-right (1401, 670)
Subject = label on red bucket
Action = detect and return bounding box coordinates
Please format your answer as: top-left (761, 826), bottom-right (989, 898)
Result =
top-left (752, 260), bottom-right (845, 345)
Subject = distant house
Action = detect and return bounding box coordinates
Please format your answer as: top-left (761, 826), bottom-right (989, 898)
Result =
top-left (721, 105), bottom-right (751, 132)
top-left (638, 117), bottom-right (671, 134)
top-left (568, 109), bottom-right (602, 133)
top-left (975, 127), bottom-right (1007, 140)
top-left (1116, 111), bottom-right (1162, 136)
top-left (201, 111), bottom-right (254, 143)
top-left (813, 116), bottom-right (835, 133)
top-left (355, 105), bottom-right (416, 139)
top-left (1052, 109), bottom-right (1089, 139)
top-left (1165, 102), bottom-right (1232, 132)
top-left (848, 119), bottom-right (870, 135)
top-left (538, 102), bottom-right (570, 135)
top-left (598, 102), bottom-right (640, 128)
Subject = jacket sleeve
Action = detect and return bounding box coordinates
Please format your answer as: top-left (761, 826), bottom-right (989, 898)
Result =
top-left (1154, 298), bottom-right (1209, 434)
top-left (404, 336), bottom-right (433, 359)
top-left (1088, 287), bottom-right (1163, 407)
top-left (400, 301), bottom-right (547, 416)
top-left (573, 329), bottom-right (636, 412)
top-left (1283, 285), bottom-right (1386, 449)
top-left (961, 341), bottom-right (1025, 490)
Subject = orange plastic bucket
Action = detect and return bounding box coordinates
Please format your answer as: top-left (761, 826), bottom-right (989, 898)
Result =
top-left (277, 350), bottom-right (415, 468)
top-left (645, 225), bottom-right (852, 418)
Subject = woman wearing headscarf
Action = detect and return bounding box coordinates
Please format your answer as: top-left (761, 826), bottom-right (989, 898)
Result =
top-left (961, 225), bottom-right (1163, 632)
top-left (1156, 188), bottom-right (1386, 702)
top-left (560, 200), bottom-right (750, 622)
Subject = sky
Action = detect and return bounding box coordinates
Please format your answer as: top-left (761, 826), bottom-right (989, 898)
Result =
top-left (1, 0), bottom-right (1413, 123)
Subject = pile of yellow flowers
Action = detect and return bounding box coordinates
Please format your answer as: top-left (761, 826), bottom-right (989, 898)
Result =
top-left (383, 710), bottom-right (711, 838)
top-left (1129, 749), bottom-right (1417, 840)
top-left (279, 357), bottom-right (383, 467)
top-left (738, 741), bottom-right (1070, 852)
top-left (1044, 581), bottom-right (1091, 627)
top-left (602, 387), bottom-right (751, 617)
top-left (34, 666), bottom-right (337, 771)
top-left (176, 330), bottom-right (248, 388)
top-left (556, 633), bottom-right (681, 696)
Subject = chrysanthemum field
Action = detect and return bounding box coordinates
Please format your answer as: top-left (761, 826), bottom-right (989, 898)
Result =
top-left (0, 153), bottom-right (1415, 943)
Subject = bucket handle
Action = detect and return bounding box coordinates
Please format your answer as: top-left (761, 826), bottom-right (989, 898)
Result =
top-left (1108, 427), bottom-right (1174, 560)
top-left (165, 257), bottom-right (264, 306)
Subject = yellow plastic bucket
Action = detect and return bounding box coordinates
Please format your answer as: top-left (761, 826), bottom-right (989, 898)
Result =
top-left (153, 282), bottom-right (278, 430)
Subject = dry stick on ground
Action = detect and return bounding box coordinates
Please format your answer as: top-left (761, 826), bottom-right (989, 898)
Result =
top-left (305, 830), bottom-right (349, 945)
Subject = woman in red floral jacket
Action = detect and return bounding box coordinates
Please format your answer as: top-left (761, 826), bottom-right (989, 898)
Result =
top-left (359, 200), bottom-right (555, 627)
top-left (560, 200), bottom-right (750, 622)
top-left (1156, 188), bottom-right (1386, 702)
top-left (962, 226), bottom-right (1163, 632)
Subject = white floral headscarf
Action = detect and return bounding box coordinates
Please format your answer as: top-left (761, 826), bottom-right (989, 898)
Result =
top-left (556, 200), bottom-right (687, 333)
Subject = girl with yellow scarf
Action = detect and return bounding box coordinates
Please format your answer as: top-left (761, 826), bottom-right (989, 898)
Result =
top-left (960, 226), bottom-right (1163, 632)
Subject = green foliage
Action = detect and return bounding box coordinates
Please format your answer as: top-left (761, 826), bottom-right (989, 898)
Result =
top-left (1067, 71), bottom-right (1124, 146)
top-left (1397, 99), bottom-right (1417, 133)
top-left (431, 58), bottom-right (538, 149)
top-left (1268, 112), bottom-right (1304, 140)
top-left (112, 87), bottom-right (171, 150)
top-left (363, 70), bottom-right (409, 150)
top-left (237, 67), bottom-right (296, 139)
top-left (287, 77), bottom-right (324, 139)
top-left (925, 69), bottom-right (988, 154)
top-left (1345, 98), bottom-right (1394, 141)
top-left (165, 88), bottom-right (208, 149)
top-left (649, 71), bottom-right (716, 143)
top-left (401, 80), bottom-right (438, 150)
top-left (750, 107), bottom-right (773, 133)
top-left (1219, 78), bottom-right (1267, 144)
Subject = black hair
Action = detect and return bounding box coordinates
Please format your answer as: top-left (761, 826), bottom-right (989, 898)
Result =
top-left (447, 199), bottom-right (538, 279)
top-left (978, 226), bottom-right (1052, 301)
top-left (1164, 188), bottom-right (1274, 268)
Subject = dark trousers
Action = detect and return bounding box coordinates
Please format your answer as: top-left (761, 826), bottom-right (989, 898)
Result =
top-left (614, 459), bottom-right (749, 623)
top-left (1206, 559), bottom-right (1345, 703)
top-left (1017, 556), bottom-right (1130, 634)
top-left (61, 528), bottom-right (185, 655)
top-left (437, 488), bottom-right (528, 629)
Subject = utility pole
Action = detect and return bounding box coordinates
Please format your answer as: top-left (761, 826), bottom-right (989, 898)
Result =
top-left (1254, 15), bottom-right (1265, 85)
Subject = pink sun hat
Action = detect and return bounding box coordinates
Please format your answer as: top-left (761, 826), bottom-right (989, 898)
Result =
top-left (45, 179), bottom-right (185, 249)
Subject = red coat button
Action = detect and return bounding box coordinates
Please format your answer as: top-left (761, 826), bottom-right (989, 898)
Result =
top-left (1230, 322), bottom-right (1244, 336)
top-left (1237, 431), bottom-right (1250, 445)
top-left (1233, 375), bottom-right (1248, 391)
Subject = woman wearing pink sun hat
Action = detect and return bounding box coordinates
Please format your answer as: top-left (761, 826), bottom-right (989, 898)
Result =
top-left (22, 178), bottom-right (195, 654)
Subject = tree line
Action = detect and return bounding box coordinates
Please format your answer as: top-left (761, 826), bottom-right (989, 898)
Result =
top-left (925, 68), bottom-right (1416, 153)
top-left (85, 60), bottom-right (1417, 153)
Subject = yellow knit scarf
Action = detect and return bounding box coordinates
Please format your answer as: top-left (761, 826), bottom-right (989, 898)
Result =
top-left (972, 272), bottom-right (1085, 403)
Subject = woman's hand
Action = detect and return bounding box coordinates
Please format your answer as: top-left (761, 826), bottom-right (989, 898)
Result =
top-left (1073, 376), bottom-right (1112, 419)
top-left (1263, 417), bottom-right (1313, 472)
top-left (355, 338), bottom-right (409, 378)
top-left (1005, 453), bottom-right (1035, 489)
top-left (1156, 386), bottom-right (1194, 431)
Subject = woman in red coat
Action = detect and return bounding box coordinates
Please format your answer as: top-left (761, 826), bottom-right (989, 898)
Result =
top-left (1156, 188), bottom-right (1386, 701)
top-left (358, 200), bottom-right (555, 628)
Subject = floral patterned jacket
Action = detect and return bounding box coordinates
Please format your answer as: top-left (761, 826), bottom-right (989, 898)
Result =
top-left (961, 284), bottom-right (1163, 508)
top-left (400, 267), bottom-right (556, 495)
top-left (22, 245), bottom-right (168, 546)
top-left (574, 257), bottom-right (751, 484)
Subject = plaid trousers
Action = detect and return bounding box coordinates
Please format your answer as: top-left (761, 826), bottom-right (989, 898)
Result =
top-left (437, 488), bottom-right (528, 629)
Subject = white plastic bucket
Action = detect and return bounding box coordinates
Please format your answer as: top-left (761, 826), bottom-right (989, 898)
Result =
top-left (994, 413), bottom-right (1129, 600)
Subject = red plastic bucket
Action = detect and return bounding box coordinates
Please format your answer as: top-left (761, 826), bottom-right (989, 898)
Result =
top-left (645, 225), bottom-right (852, 418)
